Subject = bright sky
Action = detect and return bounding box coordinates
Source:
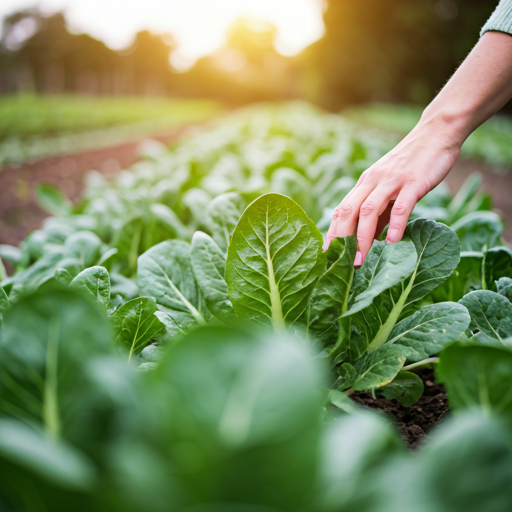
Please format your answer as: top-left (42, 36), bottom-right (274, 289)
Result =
top-left (0, 0), bottom-right (325, 68)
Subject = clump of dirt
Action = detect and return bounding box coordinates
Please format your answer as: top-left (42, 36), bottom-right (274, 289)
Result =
top-left (351, 368), bottom-right (449, 449)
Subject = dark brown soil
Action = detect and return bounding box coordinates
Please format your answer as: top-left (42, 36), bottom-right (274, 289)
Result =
top-left (352, 368), bottom-right (448, 449)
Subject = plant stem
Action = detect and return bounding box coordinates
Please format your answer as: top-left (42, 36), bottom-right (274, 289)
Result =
top-left (43, 316), bottom-right (61, 439)
top-left (401, 357), bottom-right (439, 372)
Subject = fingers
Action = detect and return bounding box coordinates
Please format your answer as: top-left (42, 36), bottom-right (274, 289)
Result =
top-left (355, 188), bottom-right (396, 264)
top-left (323, 184), bottom-right (375, 251)
top-left (386, 187), bottom-right (419, 243)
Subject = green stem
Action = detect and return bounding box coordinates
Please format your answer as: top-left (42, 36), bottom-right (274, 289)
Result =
top-left (43, 316), bottom-right (61, 439)
top-left (265, 208), bottom-right (285, 331)
top-left (401, 357), bottom-right (439, 372)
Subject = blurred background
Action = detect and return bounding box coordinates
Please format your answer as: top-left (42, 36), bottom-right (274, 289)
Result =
top-left (0, 0), bottom-right (503, 107)
top-left (1, 0), bottom-right (511, 248)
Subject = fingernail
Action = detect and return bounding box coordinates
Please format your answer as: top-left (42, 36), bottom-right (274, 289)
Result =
top-left (386, 229), bottom-right (399, 243)
top-left (322, 238), bottom-right (331, 252)
top-left (354, 251), bottom-right (363, 267)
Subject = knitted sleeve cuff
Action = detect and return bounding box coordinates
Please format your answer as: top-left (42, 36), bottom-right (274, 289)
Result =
top-left (481, 0), bottom-right (512, 37)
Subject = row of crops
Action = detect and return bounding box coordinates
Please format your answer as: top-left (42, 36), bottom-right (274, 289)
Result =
top-left (0, 95), bottom-right (220, 167)
top-left (1, 103), bottom-right (511, 511)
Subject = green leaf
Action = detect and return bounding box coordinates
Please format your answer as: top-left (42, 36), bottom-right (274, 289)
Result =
top-left (345, 240), bottom-right (417, 316)
top-left (270, 167), bottom-right (315, 218)
top-left (0, 288), bottom-right (113, 440)
top-left (338, 219), bottom-right (460, 361)
top-left (150, 203), bottom-right (191, 240)
top-left (459, 290), bottom-right (512, 347)
top-left (386, 302), bottom-right (470, 362)
top-left (0, 286), bottom-right (10, 313)
top-left (378, 371), bottom-right (424, 407)
top-left (0, 245), bottom-right (22, 265)
top-left (336, 362), bottom-right (357, 391)
top-left (137, 240), bottom-right (208, 329)
top-left (64, 231), bottom-right (103, 269)
top-left (303, 236), bottom-right (356, 345)
top-left (405, 218), bottom-right (461, 306)
top-left (496, 277), bottom-right (512, 302)
top-left (70, 266), bottom-right (111, 310)
top-left (431, 251), bottom-right (483, 302)
top-left (437, 344), bottom-right (512, 420)
top-left (226, 193), bottom-right (326, 330)
top-left (447, 173), bottom-right (483, 221)
top-left (451, 211), bottom-right (503, 252)
top-left (206, 192), bottom-right (246, 252)
top-left (111, 297), bottom-right (164, 361)
top-left (484, 246), bottom-right (512, 290)
top-left (0, 419), bottom-right (96, 491)
top-left (151, 326), bottom-right (324, 510)
top-left (327, 389), bottom-right (361, 414)
top-left (352, 345), bottom-right (409, 391)
top-left (191, 231), bottom-right (235, 323)
top-left (35, 183), bottom-right (72, 217)
top-left (54, 268), bottom-right (73, 286)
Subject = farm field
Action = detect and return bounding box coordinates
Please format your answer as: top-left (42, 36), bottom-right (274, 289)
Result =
top-left (1, 103), bottom-right (512, 511)
top-left (0, 95), bottom-right (221, 167)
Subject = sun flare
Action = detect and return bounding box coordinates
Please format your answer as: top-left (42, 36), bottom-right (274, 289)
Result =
top-left (0, 0), bottom-right (325, 68)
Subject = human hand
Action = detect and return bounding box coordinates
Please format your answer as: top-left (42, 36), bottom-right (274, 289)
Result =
top-left (323, 122), bottom-right (461, 265)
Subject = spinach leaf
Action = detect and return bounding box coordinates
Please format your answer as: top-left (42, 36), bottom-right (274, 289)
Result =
top-left (191, 231), bottom-right (235, 323)
top-left (302, 236), bottom-right (356, 345)
top-left (226, 193), bottom-right (326, 330)
top-left (70, 266), bottom-right (111, 310)
top-left (111, 297), bottom-right (164, 360)
top-left (451, 211), bottom-right (503, 252)
top-left (459, 290), bottom-right (512, 348)
top-left (437, 344), bottom-right (512, 420)
top-left (35, 183), bottom-right (73, 217)
top-left (496, 277), bottom-right (512, 302)
top-left (0, 288), bottom-right (113, 440)
top-left (378, 371), bottom-right (424, 407)
top-left (137, 240), bottom-right (208, 329)
top-left (206, 192), bottom-right (246, 252)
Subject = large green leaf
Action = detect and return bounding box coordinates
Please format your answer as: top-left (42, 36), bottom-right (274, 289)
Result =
top-left (190, 231), bottom-right (236, 323)
top-left (303, 236), bottom-right (356, 345)
top-left (0, 288), bottom-right (113, 440)
top-left (345, 240), bottom-right (417, 316)
top-left (484, 246), bottom-right (512, 290)
top-left (437, 344), bottom-right (512, 420)
top-left (338, 219), bottom-right (460, 362)
top-left (70, 266), bottom-right (111, 310)
top-left (386, 302), bottom-right (470, 361)
top-left (451, 211), bottom-right (503, 252)
top-left (226, 193), bottom-right (326, 330)
top-left (351, 345), bottom-right (410, 391)
top-left (404, 218), bottom-right (461, 305)
top-left (459, 290), bottom-right (512, 347)
top-left (206, 192), bottom-right (246, 252)
top-left (150, 326), bottom-right (324, 509)
top-left (496, 277), bottom-right (512, 302)
top-left (137, 240), bottom-right (208, 330)
top-left (111, 297), bottom-right (164, 361)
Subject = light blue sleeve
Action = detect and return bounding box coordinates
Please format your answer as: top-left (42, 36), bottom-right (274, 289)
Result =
top-left (481, 0), bottom-right (512, 36)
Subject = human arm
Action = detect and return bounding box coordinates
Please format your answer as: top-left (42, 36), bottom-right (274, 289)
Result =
top-left (324, 29), bottom-right (512, 265)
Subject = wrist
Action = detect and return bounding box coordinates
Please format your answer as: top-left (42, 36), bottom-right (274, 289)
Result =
top-left (415, 105), bottom-right (469, 152)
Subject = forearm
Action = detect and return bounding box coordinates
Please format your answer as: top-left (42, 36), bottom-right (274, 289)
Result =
top-left (418, 31), bottom-right (512, 149)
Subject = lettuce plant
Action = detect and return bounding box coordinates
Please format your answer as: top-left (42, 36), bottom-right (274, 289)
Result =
top-left (225, 193), bottom-right (471, 403)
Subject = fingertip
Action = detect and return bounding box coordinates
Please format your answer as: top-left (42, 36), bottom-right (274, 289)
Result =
top-left (354, 251), bottom-right (363, 267)
top-left (386, 228), bottom-right (401, 243)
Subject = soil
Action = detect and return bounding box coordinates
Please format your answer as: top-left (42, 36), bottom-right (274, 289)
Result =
top-left (351, 367), bottom-right (448, 449)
